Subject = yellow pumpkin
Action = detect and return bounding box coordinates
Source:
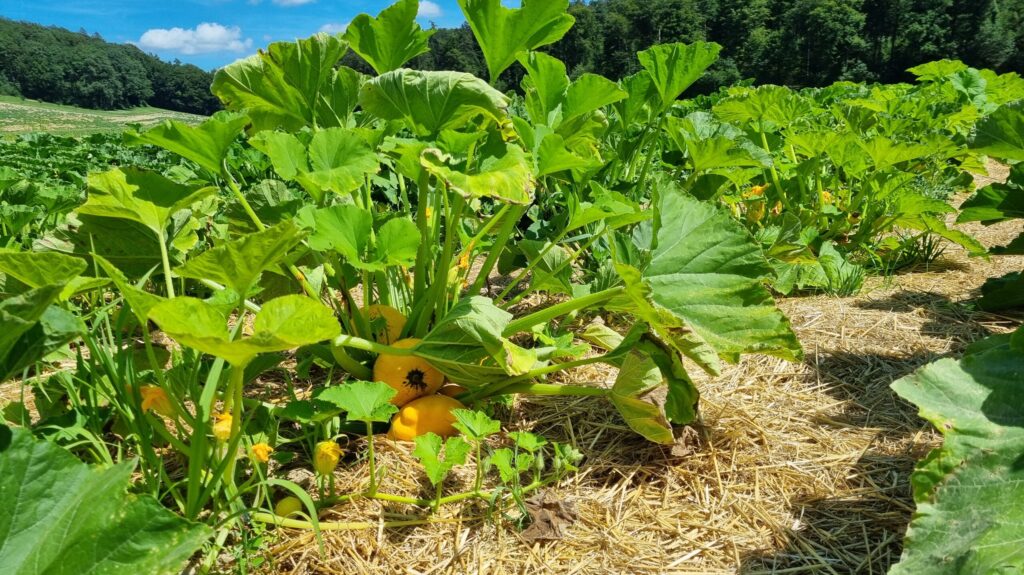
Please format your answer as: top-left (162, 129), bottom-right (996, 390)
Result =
top-left (387, 394), bottom-right (465, 441)
top-left (373, 338), bottom-right (444, 406)
top-left (439, 384), bottom-right (468, 398)
top-left (363, 304), bottom-right (406, 344)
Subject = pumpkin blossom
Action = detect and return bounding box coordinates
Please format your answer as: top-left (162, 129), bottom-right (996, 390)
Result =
top-left (139, 385), bottom-right (174, 418)
top-left (743, 184), bottom-right (768, 199)
top-left (251, 442), bottom-right (274, 463)
top-left (212, 412), bottom-right (232, 442)
top-left (314, 440), bottom-right (343, 476)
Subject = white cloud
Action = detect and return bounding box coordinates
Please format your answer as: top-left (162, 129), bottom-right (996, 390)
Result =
top-left (137, 23), bottom-right (252, 55)
top-left (319, 22), bottom-right (349, 34)
top-left (418, 0), bottom-right (442, 18)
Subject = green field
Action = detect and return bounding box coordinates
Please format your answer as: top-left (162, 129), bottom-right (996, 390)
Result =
top-left (0, 95), bottom-right (205, 135)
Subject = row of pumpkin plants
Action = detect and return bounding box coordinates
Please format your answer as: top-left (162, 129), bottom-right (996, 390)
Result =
top-left (1, 0), bottom-right (1023, 573)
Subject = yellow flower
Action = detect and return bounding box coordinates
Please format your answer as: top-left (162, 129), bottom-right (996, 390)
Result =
top-left (139, 385), bottom-right (174, 418)
top-left (313, 440), bottom-right (343, 476)
top-left (743, 184), bottom-right (768, 199)
top-left (425, 206), bottom-right (433, 220)
top-left (746, 201), bottom-right (766, 223)
top-left (251, 442), bottom-right (274, 464)
top-left (821, 190), bottom-right (834, 203)
top-left (457, 241), bottom-right (475, 271)
top-left (212, 412), bottom-right (232, 442)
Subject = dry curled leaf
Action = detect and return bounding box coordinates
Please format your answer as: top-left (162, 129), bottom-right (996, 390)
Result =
top-left (520, 491), bottom-right (578, 543)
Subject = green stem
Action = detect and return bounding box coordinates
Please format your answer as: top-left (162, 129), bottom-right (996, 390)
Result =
top-left (333, 334), bottom-right (408, 356)
top-left (473, 442), bottom-right (483, 493)
top-left (503, 286), bottom-right (624, 336)
top-left (760, 129), bottom-right (791, 211)
top-left (222, 163), bottom-right (319, 300)
top-left (468, 205), bottom-right (525, 295)
top-left (463, 355), bottom-right (608, 403)
top-left (365, 421), bottom-right (377, 496)
top-left (157, 232), bottom-right (175, 298)
top-left (413, 170), bottom-right (432, 302)
top-left (496, 382), bottom-right (609, 397)
top-left (502, 229), bottom-right (606, 308)
top-left (328, 344), bottom-right (373, 380)
top-left (495, 226), bottom-right (571, 303)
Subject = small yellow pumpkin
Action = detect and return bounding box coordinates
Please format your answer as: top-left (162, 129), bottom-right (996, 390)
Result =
top-left (373, 338), bottom-right (445, 406)
top-left (387, 395), bottom-right (465, 441)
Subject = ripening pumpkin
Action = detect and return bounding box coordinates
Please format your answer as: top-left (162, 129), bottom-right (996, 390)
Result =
top-left (373, 338), bottom-right (444, 406)
top-left (274, 496), bottom-right (303, 518)
top-left (363, 304), bottom-right (406, 344)
top-left (387, 394), bottom-right (465, 441)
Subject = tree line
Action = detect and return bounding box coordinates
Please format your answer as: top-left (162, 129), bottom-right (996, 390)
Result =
top-left (0, 18), bottom-right (220, 115)
top-left (4, 0), bottom-right (1023, 116)
top-left (350, 0), bottom-right (1024, 91)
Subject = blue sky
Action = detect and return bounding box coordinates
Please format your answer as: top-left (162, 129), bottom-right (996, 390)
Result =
top-left (0, 0), bottom-right (467, 70)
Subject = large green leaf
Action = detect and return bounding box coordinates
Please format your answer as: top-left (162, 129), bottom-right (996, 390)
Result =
top-left (713, 85), bottom-right (814, 129)
top-left (0, 425), bottom-right (211, 574)
top-left (0, 284), bottom-right (82, 383)
top-left (79, 168), bottom-right (214, 237)
top-left (176, 221), bottom-right (304, 297)
top-left (359, 69), bottom-right (509, 136)
top-left (128, 115), bottom-right (249, 175)
top-left (976, 272), bottom-right (1024, 311)
top-left (149, 295), bottom-right (341, 367)
top-left (251, 128), bottom-right (380, 200)
top-left (637, 42), bottom-right (720, 111)
top-left (609, 349), bottom-right (674, 444)
top-left (457, 0), bottom-right (574, 83)
top-left (0, 304), bottom-right (82, 384)
top-left (613, 185), bottom-right (802, 368)
top-left (212, 33), bottom-right (354, 132)
top-left (958, 164), bottom-right (1024, 224)
top-left (303, 128), bottom-right (381, 196)
top-left (518, 51), bottom-right (569, 126)
top-left (889, 329), bottom-right (1024, 574)
top-left (0, 250), bottom-right (86, 290)
top-left (518, 51), bottom-right (625, 129)
top-left (414, 296), bottom-right (535, 384)
top-left (344, 0), bottom-right (435, 74)
top-left (970, 101), bottom-right (1024, 162)
top-left (421, 144), bottom-right (534, 204)
top-left (300, 204), bottom-right (418, 271)
top-left (35, 215), bottom-right (169, 279)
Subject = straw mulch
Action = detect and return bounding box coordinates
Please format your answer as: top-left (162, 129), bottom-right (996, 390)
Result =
top-left (252, 161), bottom-right (1022, 574)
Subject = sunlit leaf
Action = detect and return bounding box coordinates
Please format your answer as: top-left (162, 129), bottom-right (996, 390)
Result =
top-left (421, 145), bottom-right (534, 204)
top-left (637, 42), bottom-right (720, 111)
top-left (458, 0), bottom-right (574, 82)
top-left (360, 69), bottom-right (509, 136)
top-left (317, 381), bottom-right (397, 423)
top-left (128, 115), bottom-right (249, 175)
top-left (413, 433), bottom-right (471, 485)
top-left (176, 221), bottom-right (305, 296)
top-left (344, 0), bottom-right (435, 74)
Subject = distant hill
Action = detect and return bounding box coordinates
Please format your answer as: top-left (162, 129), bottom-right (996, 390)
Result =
top-left (0, 18), bottom-right (221, 115)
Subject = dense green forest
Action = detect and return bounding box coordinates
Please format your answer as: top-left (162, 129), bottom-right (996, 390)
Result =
top-left (0, 18), bottom-right (220, 114)
top-left (3, 0), bottom-right (1023, 114)
top-left (358, 0), bottom-right (1024, 90)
